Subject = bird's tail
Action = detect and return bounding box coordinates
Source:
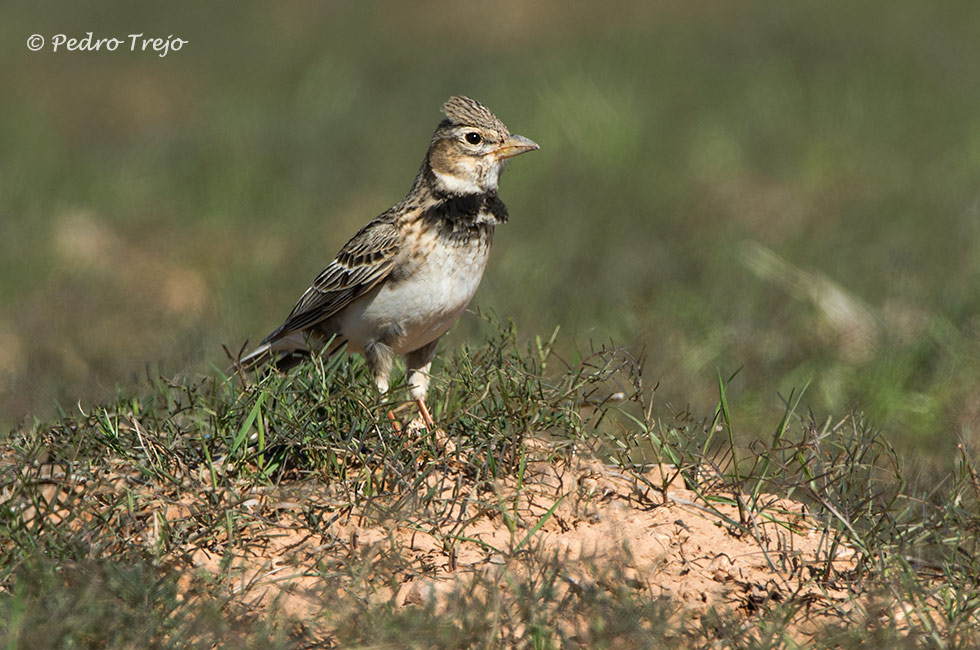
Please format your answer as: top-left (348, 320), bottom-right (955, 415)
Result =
top-left (232, 331), bottom-right (312, 373)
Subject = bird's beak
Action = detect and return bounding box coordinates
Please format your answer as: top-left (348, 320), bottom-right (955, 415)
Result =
top-left (494, 134), bottom-right (539, 160)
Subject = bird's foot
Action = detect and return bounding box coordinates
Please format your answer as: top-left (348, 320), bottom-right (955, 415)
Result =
top-left (386, 400), bottom-right (454, 455)
top-left (404, 401), bottom-right (455, 455)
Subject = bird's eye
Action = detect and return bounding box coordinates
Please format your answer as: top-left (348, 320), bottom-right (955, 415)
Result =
top-left (464, 132), bottom-right (482, 145)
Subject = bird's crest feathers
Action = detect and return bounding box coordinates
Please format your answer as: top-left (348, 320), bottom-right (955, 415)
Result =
top-left (440, 95), bottom-right (508, 132)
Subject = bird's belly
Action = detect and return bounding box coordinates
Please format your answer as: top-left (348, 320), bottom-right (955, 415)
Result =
top-left (339, 239), bottom-right (490, 355)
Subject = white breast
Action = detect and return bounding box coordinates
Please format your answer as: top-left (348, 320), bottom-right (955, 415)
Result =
top-left (339, 229), bottom-right (492, 355)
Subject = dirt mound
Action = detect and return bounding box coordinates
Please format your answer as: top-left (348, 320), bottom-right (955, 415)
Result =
top-left (156, 455), bottom-right (864, 640)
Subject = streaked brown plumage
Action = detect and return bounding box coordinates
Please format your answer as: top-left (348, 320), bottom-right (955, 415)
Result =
top-left (240, 96), bottom-right (538, 427)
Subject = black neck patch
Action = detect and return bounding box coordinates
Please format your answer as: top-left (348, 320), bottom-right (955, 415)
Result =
top-left (439, 192), bottom-right (508, 223)
top-left (419, 191), bottom-right (508, 243)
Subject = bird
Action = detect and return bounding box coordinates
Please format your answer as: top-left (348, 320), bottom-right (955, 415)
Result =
top-left (238, 95), bottom-right (538, 429)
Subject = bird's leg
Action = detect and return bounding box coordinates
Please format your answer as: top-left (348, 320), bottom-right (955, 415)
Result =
top-left (383, 406), bottom-right (398, 430)
top-left (415, 398), bottom-right (435, 430)
top-left (365, 340), bottom-right (400, 433)
top-left (406, 340), bottom-right (440, 430)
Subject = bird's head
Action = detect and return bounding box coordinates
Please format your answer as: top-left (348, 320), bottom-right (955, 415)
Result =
top-left (425, 96), bottom-right (538, 196)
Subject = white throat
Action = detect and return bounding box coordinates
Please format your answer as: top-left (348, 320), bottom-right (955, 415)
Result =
top-left (432, 169), bottom-right (484, 195)
top-left (432, 162), bottom-right (501, 196)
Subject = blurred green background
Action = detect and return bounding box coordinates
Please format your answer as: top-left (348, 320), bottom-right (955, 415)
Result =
top-left (3, 1), bottom-right (980, 465)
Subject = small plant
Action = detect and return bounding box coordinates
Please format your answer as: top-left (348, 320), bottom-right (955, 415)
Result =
top-left (1, 320), bottom-right (978, 647)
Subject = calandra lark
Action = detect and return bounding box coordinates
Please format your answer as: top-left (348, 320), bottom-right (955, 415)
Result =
top-left (240, 96), bottom-right (538, 428)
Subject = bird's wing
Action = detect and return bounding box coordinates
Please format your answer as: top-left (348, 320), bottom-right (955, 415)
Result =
top-left (263, 217), bottom-right (401, 341)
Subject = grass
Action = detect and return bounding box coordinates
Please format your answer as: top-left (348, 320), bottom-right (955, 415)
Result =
top-left (5, 1), bottom-right (980, 645)
top-left (3, 2), bottom-right (980, 468)
top-left (2, 318), bottom-right (979, 647)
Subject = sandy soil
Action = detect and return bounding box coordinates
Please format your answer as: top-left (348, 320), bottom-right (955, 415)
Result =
top-left (151, 452), bottom-right (870, 642)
